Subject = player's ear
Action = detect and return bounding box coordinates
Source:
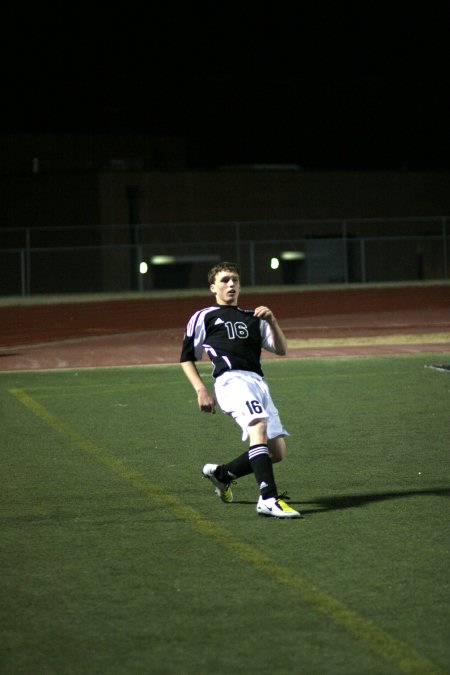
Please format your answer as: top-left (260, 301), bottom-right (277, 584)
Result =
top-left (209, 283), bottom-right (216, 294)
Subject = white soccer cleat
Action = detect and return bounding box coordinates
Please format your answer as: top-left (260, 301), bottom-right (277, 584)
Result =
top-left (202, 463), bottom-right (234, 503)
top-left (256, 496), bottom-right (302, 519)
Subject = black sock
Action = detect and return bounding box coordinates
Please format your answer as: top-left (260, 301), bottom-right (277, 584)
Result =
top-left (215, 451), bottom-right (252, 483)
top-left (248, 444), bottom-right (277, 499)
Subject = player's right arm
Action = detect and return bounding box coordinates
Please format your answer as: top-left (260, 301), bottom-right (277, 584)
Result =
top-left (180, 360), bottom-right (216, 413)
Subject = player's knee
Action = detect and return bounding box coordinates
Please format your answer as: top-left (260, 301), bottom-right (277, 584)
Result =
top-left (248, 417), bottom-right (266, 430)
top-left (268, 436), bottom-right (287, 463)
top-left (271, 454), bottom-right (283, 464)
top-left (247, 418), bottom-right (267, 443)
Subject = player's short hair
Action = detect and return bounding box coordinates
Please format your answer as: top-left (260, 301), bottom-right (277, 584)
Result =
top-left (208, 261), bottom-right (240, 285)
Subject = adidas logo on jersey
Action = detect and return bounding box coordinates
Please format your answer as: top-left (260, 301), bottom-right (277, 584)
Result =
top-left (214, 317), bottom-right (225, 325)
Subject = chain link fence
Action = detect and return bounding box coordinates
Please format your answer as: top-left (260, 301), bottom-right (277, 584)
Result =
top-left (1, 218), bottom-right (448, 295)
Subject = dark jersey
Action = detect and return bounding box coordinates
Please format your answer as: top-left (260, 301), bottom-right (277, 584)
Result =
top-left (180, 304), bottom-right (276, 378)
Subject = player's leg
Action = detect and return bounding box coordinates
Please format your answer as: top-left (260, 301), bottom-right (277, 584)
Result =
top-left (244, 387), bottom-right (288, 485)
top-left (208, 374), bottom-right (268, 486)
top-left (204, 374), bottom-right (301, 517)
top-left (247, 418), bottom-right (277, 499)
top-left (214, 451), bottom-right (252, 482)
top-left (202, 374), bottom-right (256, 501)
top-left (213, 434), bottom-right (285, 487)
top-left (251, 390), bottom-right (302, 518)
top-left (247, 421), bottom-right (301, 518)
top-left (202, 463), bottom-right (234, 503)
top-left (268, 435), bottom-right (286, 463)
top-left (206, 417), bottom-right (274, 497)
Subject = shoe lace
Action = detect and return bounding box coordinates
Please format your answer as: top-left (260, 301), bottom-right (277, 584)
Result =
top-left (278, 490), bottom-right (290, 501)
top-left (224, 480), bottom-right (237, 490)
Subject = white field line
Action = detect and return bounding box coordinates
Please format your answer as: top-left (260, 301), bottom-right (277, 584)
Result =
top-left (288, 333), bottom-right (450, 348)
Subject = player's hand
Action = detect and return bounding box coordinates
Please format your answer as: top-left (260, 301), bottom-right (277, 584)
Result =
top-left (197, 388), bottom-right (216, 414)
top-left (254, 305), bottom-right (276, 324)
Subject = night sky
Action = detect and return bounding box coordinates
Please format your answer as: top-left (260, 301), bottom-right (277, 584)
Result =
top-left (4, 3), bottom-right (450, 169)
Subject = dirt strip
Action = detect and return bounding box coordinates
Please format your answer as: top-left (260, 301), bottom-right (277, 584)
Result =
top-left (1, 285), bottom-right (449, 371)
top-left (2, 283), bottom-right (449, 349)
top-left (1, 309), bottom-right (449, 371)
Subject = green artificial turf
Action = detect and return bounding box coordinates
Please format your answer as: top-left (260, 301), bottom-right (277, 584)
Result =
top-left (1, 354), bottom-right (449, 674)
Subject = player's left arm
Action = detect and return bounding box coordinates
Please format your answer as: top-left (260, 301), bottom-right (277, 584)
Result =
top-left (254, 305), bottom-right (287, 355)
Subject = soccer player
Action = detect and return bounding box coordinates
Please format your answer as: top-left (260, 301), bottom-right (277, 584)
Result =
top-left (180, 261), bottom-right (302, 519)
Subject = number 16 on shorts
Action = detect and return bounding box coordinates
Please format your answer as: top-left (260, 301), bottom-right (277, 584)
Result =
top-left (246, 400), bottom-right (263, 415)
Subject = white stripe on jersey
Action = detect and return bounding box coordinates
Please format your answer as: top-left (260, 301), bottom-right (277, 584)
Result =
top-left (222, 355), bottom-right (232, 369)
top-left (259, 320), bottom-right (276, 352)
top-left (186, 306), bottom-right (218, 336)
top-left (203, 343), bottom-right (217, 357)
top-left (204, 344), bottom-right (231, 371)
top-left (186, 307), bottom-right (219, 361)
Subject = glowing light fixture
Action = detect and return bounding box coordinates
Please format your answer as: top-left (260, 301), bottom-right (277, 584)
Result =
top-left (150, 255), bottom-right (176, 265)
top-left (280, 251), bottom-right (305, 261)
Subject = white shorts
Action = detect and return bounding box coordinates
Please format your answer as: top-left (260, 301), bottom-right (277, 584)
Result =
top-left (214, 370), bottom-right (289, 442)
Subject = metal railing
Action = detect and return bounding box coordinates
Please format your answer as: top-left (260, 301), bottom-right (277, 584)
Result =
top-left (1, 217), bottom-right (448, 296)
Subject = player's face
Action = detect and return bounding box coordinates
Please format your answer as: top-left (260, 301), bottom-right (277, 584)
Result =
top-left (210, 270), bottom-right (240, 305)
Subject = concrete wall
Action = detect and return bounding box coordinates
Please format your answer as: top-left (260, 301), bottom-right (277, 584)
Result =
top-left (98, 169), bottom-right (450, 224)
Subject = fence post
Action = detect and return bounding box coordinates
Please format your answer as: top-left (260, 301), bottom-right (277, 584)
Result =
top-left (235, 221), bottom-right (241, 266)
top-left (131, 225), bottom-right (141, 292)
top-left (20, 250), bottom-right (26, 296)
top-left (25, 228), bottom-right (31, 295)
top-left (137, 244), bottom-right (144, 292)
top-left (126, 186), bottom-right (141, 291)
top-left (249, 241), bottom-right (256, 286)
top-left (342, 220), bottom-right (349, 283)
top-left (360, 238), bottom-right (366, 283)
top-left (443, 217), bottom-right (448, 279)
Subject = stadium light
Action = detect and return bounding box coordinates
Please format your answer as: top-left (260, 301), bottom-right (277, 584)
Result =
top-left (280, 251), bottom-right (305, 261)
top-left (150, 255), bottom-right (176, 265)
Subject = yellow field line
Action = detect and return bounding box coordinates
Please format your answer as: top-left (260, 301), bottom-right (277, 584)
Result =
top-left (288, 332), bottom-right (450, 348)
top-left (9, 387), bottom-right (446, 675)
